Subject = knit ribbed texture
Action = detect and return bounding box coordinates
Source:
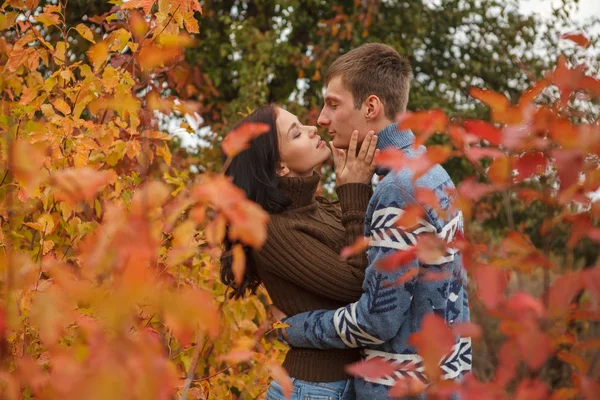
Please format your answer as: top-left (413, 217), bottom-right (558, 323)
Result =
top-left (254, 171), bottom-right (372, 382)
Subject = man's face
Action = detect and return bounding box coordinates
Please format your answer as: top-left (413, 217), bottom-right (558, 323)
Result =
top-left (317, 76), bottom-right (369, 149)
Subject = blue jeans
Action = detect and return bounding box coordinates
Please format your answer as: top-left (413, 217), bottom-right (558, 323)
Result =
top-left (265, 377), bottom-right (355, 400)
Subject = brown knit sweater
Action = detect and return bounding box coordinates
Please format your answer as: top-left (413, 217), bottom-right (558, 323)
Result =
top-left (254, 172), bottom-right (372, 382)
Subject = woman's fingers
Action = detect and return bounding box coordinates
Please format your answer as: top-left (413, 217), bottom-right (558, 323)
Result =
top-left (364, 133), bottom-right (378, 164)
top-left (370, 149), bottom-right (381, 170)
top-left (330, 141), bottom-right (339, 168)
top-left (347, 130), bottom-right (359, 160)
top-left (356, 130), bottom-right (374, 160)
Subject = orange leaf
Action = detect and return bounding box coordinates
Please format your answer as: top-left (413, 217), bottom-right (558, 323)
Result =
top-left (414, 188), bottom-right (439, 211)
top-left (50, 168), bottom-right (116, 205)
top-left (376, 248), bottom-right (417, 272)
top-left (268, 363), bottom-right (293, 400)
top-left (121, 0), bottom-right (156, 15)
top-left (86, 41), bottom-right (109, 72)
top-left (457, 177), bottom-right (499, 201)
top-left (397, 109), bottom-right (448, 145)
top-left (345, 358), bottom-right (398, 380)
top-left (463, 120), bottom-right (503, 146)
top-left (416, 234), bottom-right (447, 265)
top-left (388, 378), bottom-right (427, 398)
top-left (395, 204), bottom-right (425, 230)
top-left (451, 322), bottom-right (482, 339)
top-left (138, 45), bottom-right (182, 71)
top-left (205, 214), bottom-right (226, 247)
top-left (469, 87), bottom-right (510, 111)
top-left (340, 237), bottom-right (369, 260)
top-left (9, 139), bottom-right (46, 196)
top-left (129, 11), bottom-right (148, 42)
top-left (561, 32), bottom-right (590, 48)
top-left (517, 323), bottom-right (552, 370)
top-left (548, 271), bottom-right (584, 315)
top-left (557, 352), bottom-right (591, 374)
top-left (231, 244), bottom-right (245, 287)
top-left (408, 313), bottom-right (454, 381)
top-left (504, 292), bottom-right (546, 319)
top-left (487, 156), bottom-right (511, 185)
top-left (221, 122), bottom-right (270, 157)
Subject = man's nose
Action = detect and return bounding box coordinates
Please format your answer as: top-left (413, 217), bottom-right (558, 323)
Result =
top-left (317, 110), bottom-right (329, 127)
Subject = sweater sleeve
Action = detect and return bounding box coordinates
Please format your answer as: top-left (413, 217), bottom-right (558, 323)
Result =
top-left (335, 183), bottom-right (372, 277)
top-left (283, 182), bottom-right (425, 349)
top-left (256, 185), bottom-right (372, 304)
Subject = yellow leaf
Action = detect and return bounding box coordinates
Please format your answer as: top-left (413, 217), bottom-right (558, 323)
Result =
top-left (54, 41), bottom-right (67, 66)
top-left (42, 240), bottom-right (54, 255)
top-left (206, 214), bottom-right (226, 247)
top-left (273, 321), bottom-right (290, 330)
top-left (74, 23), bottom-right (95, 43)
top-left (37, 214), bottom-right (56, 234)
top-left (156, 142), bottom-right (171, 165)
top-left (23, 222), bottom-right (45, 232)
top-left (183, 12), bottom-right (199, 34)
top-left (488, 156), bottom-right (511, 185)
top-left (35, 12), bottom-right (60, 27)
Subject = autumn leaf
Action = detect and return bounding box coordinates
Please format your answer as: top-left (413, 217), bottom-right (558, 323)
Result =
top-left (580, 375), bottom-right (600, 400)
top-left (221, 122), bottom-right (271, 157)
top-left (487, 156), bottom-right (511, 185)
top-left (231, 244), bottom-right (245, 287)
top-left (268, 363), bottom-right (293, 400)
top-left (561, 32), bottom-right (590, 48)
top-left (74, 23), bottom-right (95, 43)
top-left (473, 264), bottom-right (508, 310)
top-left (464, 146), bottom-right (504, 163)
top-left (9, 139), bottom-right (46, 196)
top-left (340, 236), bottom-right (370, 260)
top-left (457, 177), bottom-right (499, 201)
top-left (552, 150), bottom-right (584, 191)
top-left (205, 214), bottom-right (226, 247)
top-left (376, 248), bottom-right (417, 272)
top-left (514, 378), bottom-right (549, 400)
top-left (583, 267), bottom-right (600, 302)
top-left (388, 378), bottom-right (427, 398)
top-left (86, 41), bottom-right (109, 71)
top-left (451, 322), bottom-right (482, 339)
top-left (121, 0), bottom-right (156, 15)
top-left (397, 109), bottom-right (448, 145)
top-left (469, 87), bottom-right (510, 112)
top-left (50, 168), bottom-right (116, 205)
top-left (416, 234), bottom-right (447, 265)
top-left (463, 120), bottom-right (503, 146)
top-left (345, 358), bottom-right (398, 380)
top-left (548, 271), bottom-right (584, 315)
top-left (514, 152), bottom-right (547, 181)
top-left (138, 45), bottom-right (182, 71)
top-left (129, 11), bottom-right (148, 42)
top-left (408, 313), bottom-right (454, 381)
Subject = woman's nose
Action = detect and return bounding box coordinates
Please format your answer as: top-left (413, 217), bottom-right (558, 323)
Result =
top-left (308, 126), bottom-right (317, 137)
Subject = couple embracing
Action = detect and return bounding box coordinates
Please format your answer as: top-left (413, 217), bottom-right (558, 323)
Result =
top-left (220, 43), bottom-right (471, 400)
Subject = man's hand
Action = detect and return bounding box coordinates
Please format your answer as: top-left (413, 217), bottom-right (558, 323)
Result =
top-left (330, 130), bottom-right (379, 186)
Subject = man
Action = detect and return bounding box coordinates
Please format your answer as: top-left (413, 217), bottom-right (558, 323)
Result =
top-left (279, 43), bottom-right (471, 399)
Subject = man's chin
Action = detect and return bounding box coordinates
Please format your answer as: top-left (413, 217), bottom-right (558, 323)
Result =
top-left (332, 137), bottom-right (349, 150)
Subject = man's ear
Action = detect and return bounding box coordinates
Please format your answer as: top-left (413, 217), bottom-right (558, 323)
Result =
top-left (277, 164), bottom-right (290, 177)
top-left (364, 95), bottom-right (383, 121)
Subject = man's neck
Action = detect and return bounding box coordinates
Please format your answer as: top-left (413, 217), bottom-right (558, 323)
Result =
top-left (368, 117), bottom-right (394, 134)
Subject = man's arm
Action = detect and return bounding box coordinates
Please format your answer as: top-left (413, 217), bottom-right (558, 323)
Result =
top-left (282, 182), bottom-right (429, 349)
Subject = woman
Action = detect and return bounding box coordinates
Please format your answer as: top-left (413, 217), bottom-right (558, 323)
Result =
top-left (220, 104), bottom-right (378, 400)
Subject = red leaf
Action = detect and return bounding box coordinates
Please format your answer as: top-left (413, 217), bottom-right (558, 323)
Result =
top-left (583, 267), bottom-right (600, 303)
top-left (416, 234), bottom-right (448, 265)
top-left (580, 375), bottom-right (600, 400)
top-left (464, 146), bottom-right (504, 163)
top-left (388, 378), bottom-right (427, 398)
top-left (395, 204), bottom-right (425, 230)
top-left (222, 122), bottom-right (270, 157)
top-left (514, 152), bottom-right (548, 182)
top-left (515, 378), bottom-right (549, 400)
top-left (375, 146), bottom-right (452, 179)
top-left (397, 109), bottom-right (448, 145)
top-left (376, 248), bottom-right (417, 272)
top-left (340, 237), bottom-right (370, 260)
top-left (268, 364), bottom-right (293, 399)
top-left (548, 271), bottom-right (584, 315)
top-left (451, 322), bottom-right (482, 339)
top-left (552, 150), bottom-right (584, 191)
top-left (457, 177), bottom-right (499, 201)
top-left (504, 292), bottom-right (546, 319)
top-left (408, 313), bottom-right (454, 381)
top-left (463, 120), bottom-right (503, 146)
top-left (561, 32), bottom-right (590, 48)
top-left (473, 265), bottom-right (508, 310)
top-left (345, 357), bottom-right (398, 380)
top-left (415, 188), bottom-right (440, 210)
top-left (391, 268), bottom-right (419, 286)
top-left (517, 323), bottom-right (552, 370)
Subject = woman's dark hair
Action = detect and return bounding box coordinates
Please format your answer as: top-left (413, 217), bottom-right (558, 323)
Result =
top-left (220, 104), bottom-right (292, 299)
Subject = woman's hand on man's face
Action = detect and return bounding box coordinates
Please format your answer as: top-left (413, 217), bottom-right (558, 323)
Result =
top-left (330, 130), bottom-right (379, 186)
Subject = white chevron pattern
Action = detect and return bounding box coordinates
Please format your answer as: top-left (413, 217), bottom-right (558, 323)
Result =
top-left (369, 207), bottom-right (463, 265)
top-left (361, 337), bottom-right (472, 386)
top-left (333, 303), bottom-right (385, 348)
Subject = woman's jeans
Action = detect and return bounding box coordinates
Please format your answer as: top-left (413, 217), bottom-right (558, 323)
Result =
top-left (265, 377), bottom-right (355, 400)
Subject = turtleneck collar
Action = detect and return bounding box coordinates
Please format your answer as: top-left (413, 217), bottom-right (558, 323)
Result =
top-left (278, 171), bottom-right (320, 210)
top-left (375, 122), bottom-right (416, 176)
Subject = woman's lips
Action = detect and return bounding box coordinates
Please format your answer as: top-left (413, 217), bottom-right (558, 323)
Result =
top-left (317, 138), bottom-right (324, 148)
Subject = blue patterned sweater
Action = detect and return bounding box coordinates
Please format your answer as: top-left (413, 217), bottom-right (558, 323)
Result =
top-left (282, 123), bottom-right (471, 399)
